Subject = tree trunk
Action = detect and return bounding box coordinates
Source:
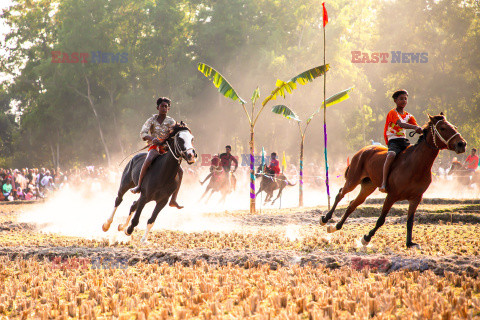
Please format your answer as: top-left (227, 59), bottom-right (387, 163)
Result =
top-left (108, 88), bottom-right (125, 156)
top-left (56, 129), bottom-right (60, 171)
top-left (49, 142), bottom-right (56, 169)
top-left (299, 136), bottom-right (304, 207)
top-left (249, 127), bottom-right (255, 213)
top-left (84, 75), bottom-right (111, 167)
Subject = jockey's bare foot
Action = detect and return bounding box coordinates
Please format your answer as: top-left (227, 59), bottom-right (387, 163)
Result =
top-left (379, 185), bottom-right (387, 193)
top-left (130, 186), bottom-right (141, 194)
top-left (169, 200), bottom-right (184, 209)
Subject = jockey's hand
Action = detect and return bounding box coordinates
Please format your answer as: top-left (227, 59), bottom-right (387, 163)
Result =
top-left (152, 138), bottom-right (161, 146)
top-left (415, 126), bottom-right (423, 134)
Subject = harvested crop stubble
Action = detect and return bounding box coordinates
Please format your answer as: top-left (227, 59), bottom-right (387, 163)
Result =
top-left (1, 223), bottom-right (480, 257)
top-left (0, 257), bottom-right (479, 319)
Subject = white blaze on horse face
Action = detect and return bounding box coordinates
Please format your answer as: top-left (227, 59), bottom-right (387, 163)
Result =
top-left (179, 131), bottom-right (196, 163)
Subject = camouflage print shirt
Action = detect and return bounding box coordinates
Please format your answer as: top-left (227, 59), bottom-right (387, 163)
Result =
top-left (140, 115), bottom-right (176, 144)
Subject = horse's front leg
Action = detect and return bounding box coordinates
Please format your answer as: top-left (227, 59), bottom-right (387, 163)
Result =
top-left (406, 197), bottom-right (422, 248)
top-left (125, 196), bottom-right (147, 236)
top-left (271, 185), bottom-right (285, 205)
top-left (141, 199), bottom-right (168, 243)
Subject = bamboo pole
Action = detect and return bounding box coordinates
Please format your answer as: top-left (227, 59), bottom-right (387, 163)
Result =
top-left (249, 127), bottom-right (255, 213)
top-left (323, 15), bottom-right (331, 210)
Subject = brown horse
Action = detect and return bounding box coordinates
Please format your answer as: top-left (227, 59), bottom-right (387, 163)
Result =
top-left (200, 169), bottom-right (236, 203)
top-left (320, 113), bottom-right (466, 248)
top-left (256, 165), bottom-right (296, 205)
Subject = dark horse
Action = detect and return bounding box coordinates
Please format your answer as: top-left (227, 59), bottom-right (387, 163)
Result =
top-left (102, 123), bottom-right (197, 242)
top-left (320, 114), bottom-right (466, 248)
top-left (255, 165), bottom-right (296, 205)
top-left (448, 160), bottom-right (480, 188)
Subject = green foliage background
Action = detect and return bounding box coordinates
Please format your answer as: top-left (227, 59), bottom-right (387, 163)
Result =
top-left (1, 0), bottom-right (479, 170)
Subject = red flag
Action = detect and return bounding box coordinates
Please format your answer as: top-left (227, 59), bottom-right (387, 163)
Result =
top-left (322, 2), bottom-right (328, 27)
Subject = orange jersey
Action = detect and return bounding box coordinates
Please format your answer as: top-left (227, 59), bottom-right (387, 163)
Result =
top-left (383, 109), bottom-right (418, 144)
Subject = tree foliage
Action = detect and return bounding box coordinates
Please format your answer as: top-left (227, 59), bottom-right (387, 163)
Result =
top-left (0, 0), bottom-right (479, 168)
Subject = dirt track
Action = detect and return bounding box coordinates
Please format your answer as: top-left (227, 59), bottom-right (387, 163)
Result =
top-left (1, 201), bottom-right (479, 277)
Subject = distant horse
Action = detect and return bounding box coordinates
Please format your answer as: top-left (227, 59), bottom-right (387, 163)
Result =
top-left (447, 161), bottom-right (480, 187)
top-left (255, 165), bottom-right (296, 205)
top-left (102, 123), bottom-right (197, 242)
top-left (321, 113), bottom-right (466, 248)
top-left (200, 168), bottom-right (235, 203)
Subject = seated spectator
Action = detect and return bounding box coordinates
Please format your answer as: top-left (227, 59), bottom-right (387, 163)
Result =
top-left (2, 178), bottom-right (13, 200)
top-left (16, 187), bottom-right (25, 200)
top-left (24, 188), bottom-right (34, 200)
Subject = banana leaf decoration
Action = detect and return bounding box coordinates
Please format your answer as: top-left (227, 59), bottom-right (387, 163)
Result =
top-left (262, 64), bottom-right (330, 107)
top-left (271, 105), bottom-right (300, 122)
top-left (197, 63), bottom-right (246, 104)
top-left (307, 87), bottom-right (354, 124)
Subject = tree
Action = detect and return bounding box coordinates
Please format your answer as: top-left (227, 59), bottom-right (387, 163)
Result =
top-left (198, 62), bottom-right (328, 212)
top-left (271, 87), bottom-right (353, 206)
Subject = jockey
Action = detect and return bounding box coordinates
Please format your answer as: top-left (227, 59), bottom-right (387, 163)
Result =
top-left (200, 155), bottom-right (223, 185)
top-left (219, 145), bottom-right (238, 173)
top-left (379, 89), bottom-right (423, 193)
top-left (219, 145), bottom-right (238, 188)
top-left (464, 148), bottom-right (479, 174)
top-left (267, 152), bottom-right (281, 180)
top-left (130, 97), bottom-right (183, 209)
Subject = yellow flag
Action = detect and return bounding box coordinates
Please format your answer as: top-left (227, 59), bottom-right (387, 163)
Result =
top-left (282, 151), bottom-right (287, 172)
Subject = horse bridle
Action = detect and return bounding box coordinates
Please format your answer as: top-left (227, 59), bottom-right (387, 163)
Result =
top-left (166, 130), bottom-right (194, 163)
top-left (430, 119), bottom-right (460, 150)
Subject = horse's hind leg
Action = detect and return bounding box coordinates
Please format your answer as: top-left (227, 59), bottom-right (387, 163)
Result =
top-left (362, 194), bottom-right (396, 245)
top-left (327, 179), bottom-right (376, 233)
top-left (103, 183), bottom-right (133, 232)
top-left (320, 176), bottom-right (361, 225)
top-left (118, 200), bottom-right (138, 232)
top-left (141, 199), bottom-right (168, 243)
top-left (125, 197), bottom-right (147, 236)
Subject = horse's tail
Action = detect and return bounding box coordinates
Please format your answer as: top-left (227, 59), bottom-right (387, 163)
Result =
top-left (284, 176), bottom-right (297, 186)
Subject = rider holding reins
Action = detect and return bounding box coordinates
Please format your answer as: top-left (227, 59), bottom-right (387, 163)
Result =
top-left (380, 89), bottom-right (423, 193)
top-left (130, 97), bottom-right (184, 209)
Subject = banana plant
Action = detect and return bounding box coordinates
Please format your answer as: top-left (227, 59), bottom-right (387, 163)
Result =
top-left (272, 87), bottom-right (353, 207)
top-left (198, 63), bottom-right (329, 213)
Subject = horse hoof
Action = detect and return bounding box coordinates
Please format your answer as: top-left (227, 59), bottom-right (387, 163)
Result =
top-left (327, 225), bottom-right (337, 233)
top-left (361, 236), bottom-right (369, 246)
top-left (102, 222), bottom-right (110, 232)
top-left (407, 242), bottom-right (420, 249)
top-left (125, 228), bottom-right (133, 236)
top-left (118, 224), bottom-right (124, 232)
top-left (319, 217), bottom-right (327, 226)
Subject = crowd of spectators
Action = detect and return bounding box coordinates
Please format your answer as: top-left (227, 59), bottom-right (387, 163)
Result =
top-left (0, 166), bottom-right (113, 202)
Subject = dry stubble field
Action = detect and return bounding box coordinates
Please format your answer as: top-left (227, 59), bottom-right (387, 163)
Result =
top-left (1, 199), bottom-right (480, 319)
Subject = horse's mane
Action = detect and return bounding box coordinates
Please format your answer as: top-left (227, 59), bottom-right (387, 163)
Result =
top-left (415, 114), bottom-right (445, 146)
top-left (169, 121), bottom-right (191, 138)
